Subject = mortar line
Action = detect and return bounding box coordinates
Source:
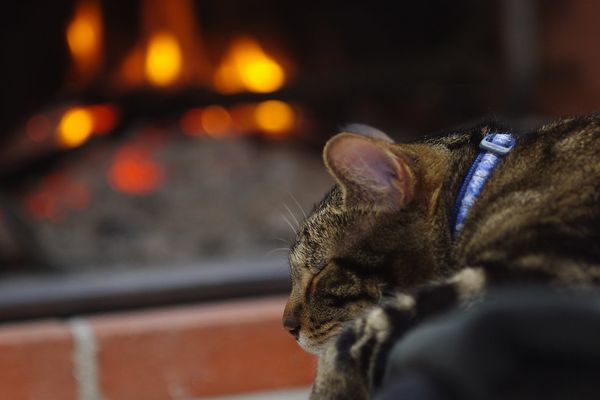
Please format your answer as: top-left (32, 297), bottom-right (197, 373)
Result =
top-left (68, 318), bottom-right (101, 400)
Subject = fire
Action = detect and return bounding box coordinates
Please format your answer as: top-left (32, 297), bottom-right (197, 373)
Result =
top-left (145, 32), bottom-right (183, 87)
top-left (180, 102), bottom-right (296, 137)
top-left (180, 108), bottom-right (204, 136)
top-left (66, 0), bottom-right (103, 83)
top-left (117, 0), bottom-right (209, 89)
top-left (55, 104), bottom-right (119, 148)
top-left (200, 106), bottom-right (233, 137)
top-left (214, 37), bottom-right (286, 94)
top-left (230, 103), bottom-right (258, 133)
top-left (65, 0), bottom-right (292, 95)
top-left (181, 106), bottom-right (234, 137)
top-left (87, 104), bottom-right (118, 135)
top-left (57, 107), bottom-right (94, 148)
top-left (108, 145), bottom-right (165, 195)
top-left (24, 171), bottom-right (92, 220)
top-left (119, 47), bottom-right (145, 87)
top-left (254, 100), bottom-right (295, 135)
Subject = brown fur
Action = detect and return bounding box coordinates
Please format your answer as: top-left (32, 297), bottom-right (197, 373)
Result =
top-left (283, 115), bottom-right (600, 398)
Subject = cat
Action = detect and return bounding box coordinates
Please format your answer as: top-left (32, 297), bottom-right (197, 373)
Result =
top-left (283, 115), bottom-right (600, 399)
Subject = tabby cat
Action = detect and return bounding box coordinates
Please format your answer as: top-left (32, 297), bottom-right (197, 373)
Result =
top-left (283, 115), bottom-right (600, 399)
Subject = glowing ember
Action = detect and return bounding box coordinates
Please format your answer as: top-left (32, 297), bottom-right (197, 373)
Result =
top-left (63, 182), bottom-right (92, 210)
top-left (25, 191), bottom-right (58, 220)
top-left (26, 114), bottom-right (51, 142)
top-left (180, 108), bottom-right (204, 136)
top-left (145, 32), bottom-right (183, 87)
top-left (88, 104), bottom-right (118, 135)
top-left (201, 106), bottom-right (233, 137)
top-left (214, 37), bottom-right (286, 94)
top-left (119, 46), bottom-right (145, 87)
top-left (230, 103), bottom-right (258, 133)
top-left (254, 100), bottom-right (295, 135)
top-left (66, 0), bottom-right (103, 82)
top-left (23, 171), bottom-right (92, 220)
top-left (108, 145), bottom-right (165, 195)
top-left (57, 107), bottom-right (94, 148)
top-left (213, 63), bottom-right (241, 94)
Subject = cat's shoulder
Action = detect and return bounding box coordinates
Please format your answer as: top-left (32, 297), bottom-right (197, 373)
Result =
top-left (422, 117), bottom-right (513, 149)
top-left (423, 113), bottom-right (600, 149)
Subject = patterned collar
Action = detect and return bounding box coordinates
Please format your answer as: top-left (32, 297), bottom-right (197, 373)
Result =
top-left (450, 133), bottom-right (516, 238)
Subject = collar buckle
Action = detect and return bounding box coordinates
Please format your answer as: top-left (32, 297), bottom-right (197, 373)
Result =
top-left (479, 134), bottom-right (515, 156)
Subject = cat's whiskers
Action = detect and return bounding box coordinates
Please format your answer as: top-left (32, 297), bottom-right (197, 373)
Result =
top-left (266, 247), bottom-right (291, 257)
top-left (284, 203), bottom-right (301, 229)
top-left (288, 191), bottom-right (308, 221)
top-left (280, 212), bottom-right (298, 234)
top-left (272, 236), bottom-right (291, 245)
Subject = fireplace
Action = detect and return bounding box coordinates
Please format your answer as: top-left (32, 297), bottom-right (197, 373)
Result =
top-left (0, 0), bottom-right (596, 319)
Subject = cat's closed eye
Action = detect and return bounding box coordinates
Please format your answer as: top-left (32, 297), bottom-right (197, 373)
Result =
top-left (308, 262), bottom-right (327, 274)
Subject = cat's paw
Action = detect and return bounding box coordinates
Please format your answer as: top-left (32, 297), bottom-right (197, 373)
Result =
top-left (311, 295), bottom-right (416, 399)
top-left (310, 341), bottom-right (368, 400)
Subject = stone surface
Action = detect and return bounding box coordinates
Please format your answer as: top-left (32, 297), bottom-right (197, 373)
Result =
top-left (24, 132), bottom-right (332, 271)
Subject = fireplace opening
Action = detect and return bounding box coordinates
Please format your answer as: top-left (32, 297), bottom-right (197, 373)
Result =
top-left (0, 0), bottom-right (597, 319)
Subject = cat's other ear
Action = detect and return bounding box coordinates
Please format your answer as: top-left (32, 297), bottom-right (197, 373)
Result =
top-left (324, 133), bottom-right (415, 212)
top-left (341, 123), bottom-right (394, 143)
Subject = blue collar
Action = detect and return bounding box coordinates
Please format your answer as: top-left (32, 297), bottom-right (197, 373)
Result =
top-left (450, 132), bottom-right (516, 238)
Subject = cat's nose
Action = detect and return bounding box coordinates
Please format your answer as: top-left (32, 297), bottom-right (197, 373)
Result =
top-left (283, 318), bottom-right (300, 339)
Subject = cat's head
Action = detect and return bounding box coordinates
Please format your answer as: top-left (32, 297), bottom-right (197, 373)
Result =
top-left (283, 125), bottom-right (442, 353)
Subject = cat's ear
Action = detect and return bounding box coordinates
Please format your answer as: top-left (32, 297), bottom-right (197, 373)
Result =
top-left (341, 123), bottom-right (394, 143)
top-left (324, 133), bottom-right (415, 212)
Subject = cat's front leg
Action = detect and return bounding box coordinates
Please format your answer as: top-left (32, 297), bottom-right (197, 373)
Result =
top-left (412, 267), bottom-right (486, 318)
top-left (310, 295), bottom-right (416, 400)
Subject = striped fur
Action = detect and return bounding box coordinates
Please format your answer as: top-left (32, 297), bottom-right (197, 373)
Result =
top-left (283, 115), bottom-right (600, 399)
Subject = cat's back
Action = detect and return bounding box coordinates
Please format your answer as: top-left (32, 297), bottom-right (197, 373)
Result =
top-left (455, 114), bottom-right (600, 275)
top-left (500, 114), bottom-right (600, 194)
top-left (528, 114), bottom-right (600, 170)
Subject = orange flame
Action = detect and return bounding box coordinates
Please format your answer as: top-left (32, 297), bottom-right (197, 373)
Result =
top-left (57, 107), bottom-right (94, 148)
top-left (55, 104), bottom-right (119, 148)
top-left (254, 100), bottom-right (295, 136)
top-left (180, 106), bottom-right (235, 137)
top-left (117, 0), bottom-right (210, 89)
top-left (145, 31), bottom-right (183, 86)
top-left (87, 104), bottom-right (119, 135)
top-left (200, 106), bottom-right (233, 137)
top-left (180, 108), bottom-right (204, 136)
top-left (66, 0), bottom-right (103, 84)
top-left (230, 103), bottom-right (258, 133)
top-left (180, 102), bottom-right (296, 137)
top-left (214, 37), bottom-right (286, 94)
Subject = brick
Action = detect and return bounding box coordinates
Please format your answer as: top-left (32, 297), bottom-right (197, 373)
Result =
top-left (0, 320), bottom-right (76, 400)
top-left (90, 296), bottom-right (316, 399)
